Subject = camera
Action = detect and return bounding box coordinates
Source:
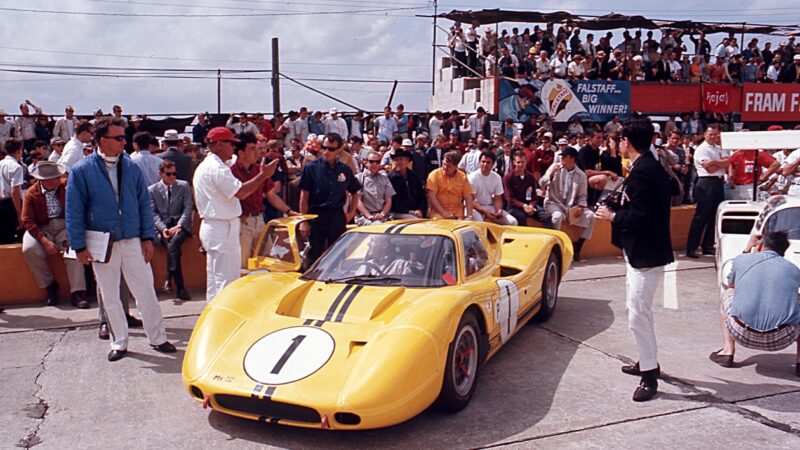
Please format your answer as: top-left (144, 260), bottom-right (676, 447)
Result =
top-left (595, 190), bottom-right (623, 212)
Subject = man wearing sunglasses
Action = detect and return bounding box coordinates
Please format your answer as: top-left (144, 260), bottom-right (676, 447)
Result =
top-left (355, 150), bottom-right (395, 226)
top-left (298, 132), bottom-right (361, 265)
top-left (66, 118), bottom-right (175, 362)
top-left (149, 160), bottom-right (193, 300)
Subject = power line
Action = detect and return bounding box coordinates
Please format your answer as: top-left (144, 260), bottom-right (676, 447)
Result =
top-left (0, 5), bottom-right (428, 18)
top-left (278, 72), bottom-right (364, 111)
top-left (0, 45), bottom-right (431, 67)
top-left (82, 0), bottom-right (429, 13)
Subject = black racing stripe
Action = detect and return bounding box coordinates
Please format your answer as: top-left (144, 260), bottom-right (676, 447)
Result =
top-left (258, 415), bottom-right (268, 422)
top-left (251, 384), bottom-right (265, 398)
top-left (324, 284), bottom-right (354, 321)
top-left (392, 223), bottom-right (412, 234)
top-left (263, 386), bottom-right (276, 399)
top-left (314, 320), bottom-right (325, 327)
top-left (334, 285), bottom-right (365, 322)
top-left (384, 224), bottom-right (400, 234)
top-left (303, 319), bottom-right (313, 326)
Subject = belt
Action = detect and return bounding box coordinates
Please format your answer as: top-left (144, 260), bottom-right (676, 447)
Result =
top-left (699, 176), bottom-right (724, 181)
top-left (242, 212), bottom-right (262, 218)
top-left (732, 316), bottom-right (787, 334)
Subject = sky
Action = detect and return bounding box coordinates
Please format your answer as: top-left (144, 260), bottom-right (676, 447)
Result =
top-left (0, 0), bottom-right (796, 117)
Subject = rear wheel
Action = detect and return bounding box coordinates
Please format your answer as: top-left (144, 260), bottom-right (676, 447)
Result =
top-left (437, 312), bottom-right (481, 412)
top-left (534, 252), bottom-right (560, 322)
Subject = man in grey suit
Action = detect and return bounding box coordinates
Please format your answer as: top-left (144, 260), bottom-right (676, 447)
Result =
top-left (540, 146), bottom-right (596, 262)
top-left (158, 129), bottom-right (193, 182)
top-left (149, 160), bottom-right (193, 300)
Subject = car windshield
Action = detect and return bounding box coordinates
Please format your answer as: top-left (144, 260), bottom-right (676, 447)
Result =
top-left (765, 208), bottom-right (800, 240)
top-left (256, 225), bottom-right (295, 264)
top-left (301, 232), bottom-right (458, 287)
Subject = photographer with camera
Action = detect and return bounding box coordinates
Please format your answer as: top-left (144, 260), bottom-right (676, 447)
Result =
top-left (596, 115), bottom-right (673, 402)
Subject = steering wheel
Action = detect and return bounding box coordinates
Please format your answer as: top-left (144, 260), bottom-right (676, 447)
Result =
top-left (358, 261), bottom-right (387, 276)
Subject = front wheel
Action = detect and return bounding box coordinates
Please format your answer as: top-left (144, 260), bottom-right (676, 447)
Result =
top-left (534, 252), bottom-right (560, 322)
top-left (437, 312), bottom-right (481, 412)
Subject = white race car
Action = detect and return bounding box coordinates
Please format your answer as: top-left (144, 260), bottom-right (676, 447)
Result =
top-left (716, 196), bottom-right (800, 289)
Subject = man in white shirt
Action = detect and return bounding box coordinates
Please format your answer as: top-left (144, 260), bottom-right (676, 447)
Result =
top-left (428, 111), bottom-right (444, 138)
top-left (295, 107), bottom-right (310, 144)
top-left (48, 137), bottom-right (66, 162)
top-left (350, 111), bottom-right (364, 141)
top-left (57, 120), bottom-right (94, 173)
top-left (193, 127), bottom-right (278, 302)
top-left (0, 109), bottom-right (14, 147)
top-left (780, 147), bottom-right (800, 197)
top-left (469, 152), bottom-right (517, 225)
top-left (686, 124), bottom-right (729, 258)
top-left (466, 107), bottom-right (488, 140)
top-left (324, 108), bottom-right (348, 140)
top-left (374, 106), bottom-right (398, 144)
top-left (550, 48), bottom-right (569, 78)
top-left (459, 140), bottom-right (485, 174)
top-left (52, 105), bottom-right (77, 142)
top-left (0, 140), bottom-right (24, 243)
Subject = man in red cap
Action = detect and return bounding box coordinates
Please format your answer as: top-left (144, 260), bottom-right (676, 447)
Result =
top-left (193, 127), bottom-right (278, 302)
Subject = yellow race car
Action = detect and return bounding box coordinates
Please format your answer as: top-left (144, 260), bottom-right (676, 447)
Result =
top-left (182, 217), bottom-right (572, 430)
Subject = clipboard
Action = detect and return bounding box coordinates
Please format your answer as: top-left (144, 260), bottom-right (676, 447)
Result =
top-left (64, 231), bottom-right (113, 263)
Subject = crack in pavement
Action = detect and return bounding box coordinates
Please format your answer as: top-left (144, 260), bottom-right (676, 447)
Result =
top-left (0, 312), bottom-right (202, 336)
top-left (16, 330), bottom-right (67, 449)
top-left (563, 265), bottom-right (714, 284)
top-left (531, 324), bottom-right (800, 444)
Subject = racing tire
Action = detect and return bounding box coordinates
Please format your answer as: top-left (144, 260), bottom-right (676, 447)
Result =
top-left (436, 311), bottom-right (481, 413)
top-left (533, 252), bottom-right (560, 323)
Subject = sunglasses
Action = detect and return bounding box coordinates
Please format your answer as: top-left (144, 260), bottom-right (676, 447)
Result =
top-left (367, 159), bottom-right (381, 164)
top-left (103, 135), bottom-right (126, 142)
top-left (162, 172), bottom-right (177, 177)
top-left (322, 145), bottom-right (339, 151)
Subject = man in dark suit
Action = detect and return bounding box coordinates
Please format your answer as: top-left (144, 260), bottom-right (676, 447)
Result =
top-left (596, 115), bottom-right (673, 403)
top-left (158, 129), bottom-right (193, 182)
top-left (148, 160), bottom-right (193, 300)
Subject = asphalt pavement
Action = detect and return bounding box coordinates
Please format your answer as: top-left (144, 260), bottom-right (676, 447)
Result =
top-left (2, 255), bottom-right (799, 449)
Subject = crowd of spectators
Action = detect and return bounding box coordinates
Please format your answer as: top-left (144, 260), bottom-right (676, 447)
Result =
top-left (448, 21), bottom-right (800, 84)
top-left (2, 98), bottom-right (800, 275)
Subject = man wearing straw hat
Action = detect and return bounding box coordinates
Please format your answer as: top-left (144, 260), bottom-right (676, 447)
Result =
top-left (21, 161), bottom-right (88, 308)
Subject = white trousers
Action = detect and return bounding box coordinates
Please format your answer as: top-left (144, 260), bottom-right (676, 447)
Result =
top-left (547, 205), bottom-right (596, 240)
top-left (200, 218), bottom-right (241, 302)
top-left (92, 238), bottom-right (167, 351)
top-left (625, 259), bottom-right (661, 371)
top-left (239, 215), bottom-right (265, 269)
top-left (472, 208), bottom-right (518, 226)
top-left (21, 219), bottom-right (86, 292)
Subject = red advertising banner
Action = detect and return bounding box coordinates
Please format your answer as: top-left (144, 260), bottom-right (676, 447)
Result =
top-left (741, 83), bottom-right (800, 122)
top-left (702, 84), bottom-right (734, 113)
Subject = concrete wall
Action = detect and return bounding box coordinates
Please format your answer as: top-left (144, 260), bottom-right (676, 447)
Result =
top-left (0, 206), bottom-right (696, 306)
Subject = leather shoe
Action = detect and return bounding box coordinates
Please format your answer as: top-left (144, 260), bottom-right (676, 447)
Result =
top-left (45, 281), bottom-right (59, 306)
top-left (685, 251), bottom-right (699, 259)
top-left (621, 362), bottom-right (660, 378)
top-left (176, 288), bottom-right (191, 301)
top-left (151, 341), bottom-right (177, 353)
top-left (108, 349), bottom-right (127, 362)
top-left (126, 315), bottom-right (143, 328)
top-left (633, 380), bottom-right (658, 402)
top-left (709, 349), bottom-right (734, 368)
top-left (701, 248), bottom-right (715, 255)
top-left (70, 291), bottom-right (90, 309)
top-left (98, 323), bottom-right (110, 340)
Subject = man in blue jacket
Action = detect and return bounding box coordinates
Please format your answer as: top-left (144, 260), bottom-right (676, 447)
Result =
top-left (66, 118), bottom-right (176, 362)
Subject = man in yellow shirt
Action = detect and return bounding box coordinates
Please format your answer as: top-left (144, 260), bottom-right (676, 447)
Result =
top-left (426, 150), bottom-right (473, 219)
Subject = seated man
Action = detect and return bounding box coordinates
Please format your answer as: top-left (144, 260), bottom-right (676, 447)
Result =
top-left (427, 150), bottom-right (473, 220)
top-left (505, 150), bottom-right (553, 228)
top-left (540, 147), bottom-right (596, 261)
top-left (468, 151), bottom-right (517, 225)
top-left (356, 236), bottom-right (422, 276)
top-left (710, 231), bottom-right (800, 376)
top-left (388, 149), bottom-right (426, 219)
top-left (148, 160), bottom-right (193, 300)
top-left (21, 161), bottom-right (88, 308)
top-left (355, 151), bottom-right (395, 226)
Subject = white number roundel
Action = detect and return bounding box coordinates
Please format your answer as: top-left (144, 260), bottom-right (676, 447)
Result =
top-left (243, 326), bottom-right (335, 385)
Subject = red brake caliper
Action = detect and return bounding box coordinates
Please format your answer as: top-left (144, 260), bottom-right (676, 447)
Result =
top-left (456, 345), bottom-right (474, 377)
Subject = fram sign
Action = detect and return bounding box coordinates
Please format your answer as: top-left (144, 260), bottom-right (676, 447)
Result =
top-left (741, 83), bottom-right (800, 122)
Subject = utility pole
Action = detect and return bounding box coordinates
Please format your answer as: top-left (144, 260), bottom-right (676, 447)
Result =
top-left (217, 69), bottom-right (221, 114)
top-left (271, 38), bottom-right (281, 116)
top-left (431, 0), bottom-right (438, 96)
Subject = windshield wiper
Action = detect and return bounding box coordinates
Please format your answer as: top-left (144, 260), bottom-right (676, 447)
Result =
top-left (323, 274), bottom-right (401, 285)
